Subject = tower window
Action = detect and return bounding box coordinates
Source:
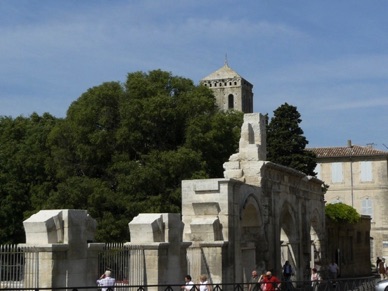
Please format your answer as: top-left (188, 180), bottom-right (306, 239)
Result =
top-left (228, 94), bottom-right (234, 109)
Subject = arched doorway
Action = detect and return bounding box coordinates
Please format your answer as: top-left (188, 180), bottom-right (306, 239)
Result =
top-left (240, 194), bottom-right (266, 282)
top-left (279, 203), bottom-right (298, 280)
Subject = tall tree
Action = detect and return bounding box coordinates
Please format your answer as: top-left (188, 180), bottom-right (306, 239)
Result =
top-left (44, 70), bottom-right (243, 242)
top-left (0, 70), bottom-right (243, 243)
top-left (266, 103), bottom-right (316, 175)
top-left (0, 113), bottom-right (58, 243)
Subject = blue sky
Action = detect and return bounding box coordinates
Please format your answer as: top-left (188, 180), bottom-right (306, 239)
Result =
top-left (1, 1), bottom-right (388, 150)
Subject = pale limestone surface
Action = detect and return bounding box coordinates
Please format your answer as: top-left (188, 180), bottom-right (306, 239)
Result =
top-left (128, 113), bottom-right (326, 287)
top-left (129, 213), bottom-right (164, 242)
top-left (126, 213), bottom-right (187, 288)
top-left (21, 209), bottom-right (102, 288)
top-left (315, 151), bottom-right (388, 263)
top-left (23, 209), bottom-right (63, 244)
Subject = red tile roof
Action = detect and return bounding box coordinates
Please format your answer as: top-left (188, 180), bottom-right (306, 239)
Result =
top-left (308, 145), bottom-right (388, 158)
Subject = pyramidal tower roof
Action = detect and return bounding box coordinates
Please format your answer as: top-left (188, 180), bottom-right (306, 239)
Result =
top-left (202, 62), bottom-right (242, 80)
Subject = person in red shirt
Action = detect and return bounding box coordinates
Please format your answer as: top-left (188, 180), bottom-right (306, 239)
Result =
top-left (261, 271), bottom-right (281, 291)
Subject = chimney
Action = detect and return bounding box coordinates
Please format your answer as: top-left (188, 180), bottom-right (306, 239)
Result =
top-left (347, 140), bottom-right (352, 148)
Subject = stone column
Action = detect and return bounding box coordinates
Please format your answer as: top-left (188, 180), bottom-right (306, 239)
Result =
top-left (22, 209), bottom-right (99, 289)
top-left (187, 242), bottom-right (228, 285)
top-left (128, 213), bottom-right (189, 290)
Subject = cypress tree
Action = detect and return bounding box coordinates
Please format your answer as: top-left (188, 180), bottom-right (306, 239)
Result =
top-left (267, 102), bottom-right (317, 175)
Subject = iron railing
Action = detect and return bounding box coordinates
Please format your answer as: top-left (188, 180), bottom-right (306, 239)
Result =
top-left (0, 277), bottom-right (380, 291)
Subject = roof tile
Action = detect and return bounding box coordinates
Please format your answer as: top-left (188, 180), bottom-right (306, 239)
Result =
top-left (308, 145), bottom-right (388, 158)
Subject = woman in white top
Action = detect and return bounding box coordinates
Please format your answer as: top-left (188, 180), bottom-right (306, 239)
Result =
top-left (199, 274), bottom-right (212, 291)
top-left (310, 268), bottom-right (320, 291)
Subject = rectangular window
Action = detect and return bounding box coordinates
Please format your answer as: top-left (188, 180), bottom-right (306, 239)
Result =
top-left (331, 162), bottom-right (343, 183)
top-left (361, 198), bottom-right (373, 218)
top-left (360, 161), bottom-right (373, 182)
top-left (383, 241), bottom-right (388, 248)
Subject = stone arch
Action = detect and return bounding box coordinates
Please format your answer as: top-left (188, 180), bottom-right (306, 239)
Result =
top-left (241, 194), bottom-right (263, 242)
top-left (239, 191), bottom-right (267, 282)
top-left (279, 202), bottom-right (298, 276)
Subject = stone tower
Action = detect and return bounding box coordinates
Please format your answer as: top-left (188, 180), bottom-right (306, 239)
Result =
top-left (201, 62), bottom-right (254, 113)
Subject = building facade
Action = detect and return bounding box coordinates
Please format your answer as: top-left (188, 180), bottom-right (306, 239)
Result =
top-left (201, 62), bottom-right (254, 113)
top-left (309, 141), bottom-right (388, 265)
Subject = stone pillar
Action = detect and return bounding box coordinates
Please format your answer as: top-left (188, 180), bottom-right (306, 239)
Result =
top-left (21, 209), bottom-right (100, 288)
top-left (187, 242), bottom-right (228, 284)
top-left (128, 213), bottom-right (189, 290)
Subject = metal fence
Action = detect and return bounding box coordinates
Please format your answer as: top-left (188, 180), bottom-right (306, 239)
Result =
top-left (0, 278), bottom-right (380, 291)
top-left (0, 244), bottom-right (379, 291)
top-left (0, 244), bottom-right (39, 289)
top-left (98, 243), bottom-right (130, 284)
top-left (0, 243), bottom-right (132, 288)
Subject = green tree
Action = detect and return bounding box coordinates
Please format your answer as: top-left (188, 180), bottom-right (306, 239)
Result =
top-left (0, 70), bottom-right (242, 243)
top-left (43, 69), bottom-right (243, 242)
top-left (0, 113), bottom-right (58, 243)
top-left (266, 103), bottom-right (316, 175)
top-left (325, 203), bottom-right (360, 224)
top-left (185, 110), bottom-right (243, 177)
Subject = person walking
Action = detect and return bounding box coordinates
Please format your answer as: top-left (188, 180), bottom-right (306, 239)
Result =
top-left (378, 258), bottom-right (387, 280)
top-left (311, 268), bottom-right (320, 291)
top-left (248, 270), bottom-right (260, 291)
top-left (376, 257), bottom-right (382, 273)
top-left (199, 274), bottom-right (212, 291)
top-left (328, 261), bottom-right (339, 280)
top-left (282, 261), bottom-right (293, 290)
top-left (261, 271), bottom-right (280, 291)
top-left (181, 275), bottom-right (194, 291)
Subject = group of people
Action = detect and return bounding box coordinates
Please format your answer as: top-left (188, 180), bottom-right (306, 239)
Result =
top-left (96, 272), bottom-right (212, 291)
top-left (248, 270), bottom-right (281, 291)
top-left (248, 261), bottom-right (325, 291)
top-left (181, 274), bottom-right (212, 291)
top-left (377, 257), bottom-right (388, 280)
top-left (97, 261), bottom-right (337, 291)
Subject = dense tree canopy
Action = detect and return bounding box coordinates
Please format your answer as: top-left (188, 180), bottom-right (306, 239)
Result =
top-left (0, 70), bottom-right (243, 243)
top-left (325, 203), bottom-right (360, 224)
top-left (266, 102), bottom-right (317, 175)
top-left (0, 113), bottom-right (58, 243)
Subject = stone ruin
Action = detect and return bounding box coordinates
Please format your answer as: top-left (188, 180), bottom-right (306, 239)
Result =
top-left (21, 113), bottom-right (326, 289)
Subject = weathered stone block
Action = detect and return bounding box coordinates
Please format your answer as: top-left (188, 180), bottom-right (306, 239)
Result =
top-left (23, 209), bottom-right (63, 244)
top-left (190, 217), bottom-right (222, 241)
top-left (192, 202), bottom-right (220, 215)
top-left (223, 161), bottom-right (240, 170)
top-left (129, 214), bottom-right (164, 242)
top-left (224, 169), bottom-right (243, 179)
